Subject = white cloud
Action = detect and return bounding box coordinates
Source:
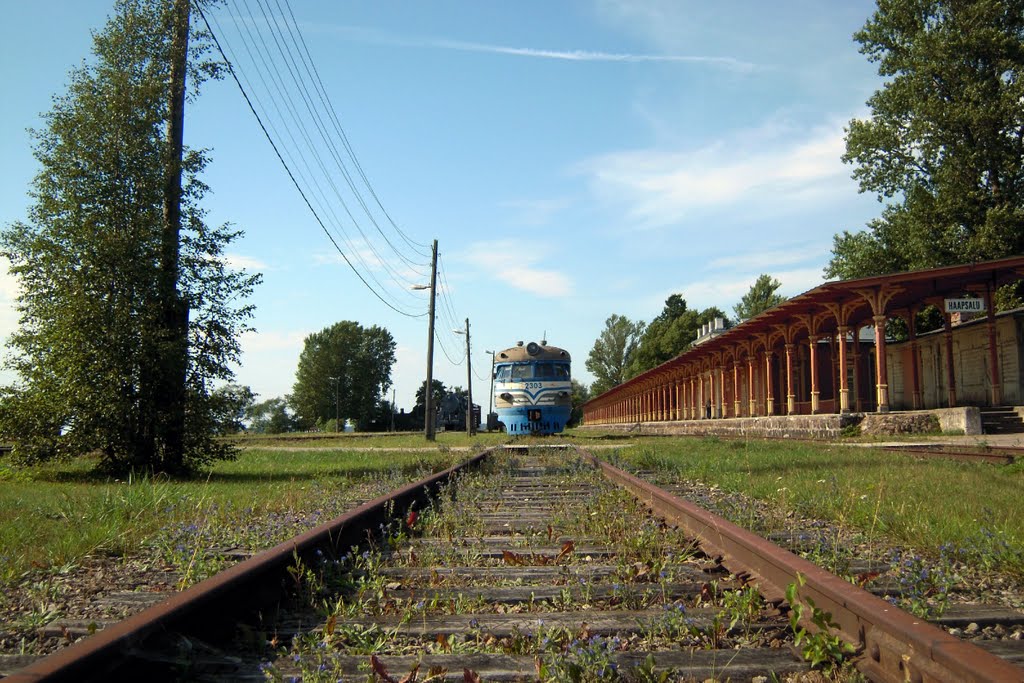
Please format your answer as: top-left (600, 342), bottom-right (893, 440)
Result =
top-left (239, 328), bottom-right (307, 354)
top-left (576, 118), bottom-right (854, 230)
top-left (461, 240), bottom-right (573, 297)
top-left (431, 40), bottom-right (758, 71)
top-left (312, 22), bottom-right (758, 72)
top-left (497, 198), bottom-right (572, 227)
top-left (707, 245), bottom-right (831, 272)
top-left (225, 253), bottom-right (270, 271)
top-left (663, 267), bottom-right (830, 315)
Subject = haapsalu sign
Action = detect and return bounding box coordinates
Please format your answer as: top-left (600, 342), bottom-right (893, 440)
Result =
top-left (944, 298), bottom-right (986, 313)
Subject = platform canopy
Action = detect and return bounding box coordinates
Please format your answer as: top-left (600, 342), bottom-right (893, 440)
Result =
top-left (584, 254), bottom-right (1024, 412)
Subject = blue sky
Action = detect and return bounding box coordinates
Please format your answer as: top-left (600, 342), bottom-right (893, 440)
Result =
top-left (0, 1), bottom-right (886, 413)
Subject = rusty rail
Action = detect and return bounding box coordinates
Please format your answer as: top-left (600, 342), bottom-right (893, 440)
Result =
top-left (880, 444), bottom-right (1021, 464)
top-left (581, 448), bottom-right (1024, 683)
top-left (5, 450), bottom-right (491, 683)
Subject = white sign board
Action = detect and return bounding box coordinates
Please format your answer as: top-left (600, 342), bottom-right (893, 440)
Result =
top-left (944, 298), bottom-right (986, 314)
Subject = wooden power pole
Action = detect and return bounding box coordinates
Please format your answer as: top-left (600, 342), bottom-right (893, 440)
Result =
top-left (463, 318), bottom-right (474, 436)
top-left (157, 0), bottom-right (191, 471)
top-left (424, 240), bottom-right (438, 441)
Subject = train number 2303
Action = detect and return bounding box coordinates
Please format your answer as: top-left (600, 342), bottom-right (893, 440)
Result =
top-left (524, 382), bottom-right (543, 390)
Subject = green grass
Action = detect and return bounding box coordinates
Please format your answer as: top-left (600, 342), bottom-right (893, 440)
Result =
top-left (607, 436), bottom-right (1024, 577)
top-left (0, 441), bottom-right (470, 585)
top-left (230, 430), bottom-right (511, 450)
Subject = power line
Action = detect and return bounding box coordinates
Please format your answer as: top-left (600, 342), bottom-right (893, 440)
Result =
top-left (196, 2), bottom-right (426, 318)
top-left (245, 0), bottom-right (427, 286)
top-left (277, 0), bottom-right (431, 257)
top-left (225, 0), bottom-right (426, 301)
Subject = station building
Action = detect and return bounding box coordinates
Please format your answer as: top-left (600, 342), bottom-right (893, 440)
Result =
top-left (581, 256), bottom-right (1024, 436)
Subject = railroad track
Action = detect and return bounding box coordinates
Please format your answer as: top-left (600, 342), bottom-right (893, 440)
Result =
top-left (5, 445), bottom-right (1023, 681)
top-left (879, 443), bottom-right (1024, 464)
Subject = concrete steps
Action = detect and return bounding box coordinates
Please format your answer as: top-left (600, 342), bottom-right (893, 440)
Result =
top-left (980, 406), bottom-right (1024, 434)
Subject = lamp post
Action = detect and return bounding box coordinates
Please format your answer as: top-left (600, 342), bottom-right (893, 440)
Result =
top-left (411, 239), bottom-right (438, 441)
top-left (453, 318), bottom-right (474, 436)
top-left (327, 376), bottom-right (340, 433)
top-left (485, 350), bottom-right (495, 430)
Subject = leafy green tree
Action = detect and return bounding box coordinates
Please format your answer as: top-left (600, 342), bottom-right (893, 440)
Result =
top-left (415, 379), bottom-right (447, 411)
top-left (0, 0), bottom-right (258, 472)
top-left (586, 314), bottom-right (644, 396)
top-left (290, 321), bottom-right (396, 430)
top-left (246, 397), bottom-right (297, 434)
top-left (830, 0), bottom-right (1024, 283)
top-left (412, 379), bottom-right (446, 429)
top-left (208, 384), bottom-right (256, 435)
top-left (568, 379), bottom-right (590, 427)
top-left (626, 295), bottom-right (729, 378)
top-left (733, 274), bottom-right (786, 321)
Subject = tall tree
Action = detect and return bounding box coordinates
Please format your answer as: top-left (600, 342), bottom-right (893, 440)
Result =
top-left (0, 0), bottom-right (258, 473)
top-left (568, 379), bottom-right (590, 427)
top-left (830, 0), bottom-right (1024, 283)
top-left (208, 384), bottom-right (257, 435)
top-left (585, 314), bottom-right (644, 396)
top-left (733, 274), bottom-right (786, 321)
top-left (412, 379), bottom-right (446, 429)
top-left (626, 295), bottom-right (729, 378)
top-left (290, 321), bottom-right (396, 430)
top-left (245, 397), bottom-right (297, 434)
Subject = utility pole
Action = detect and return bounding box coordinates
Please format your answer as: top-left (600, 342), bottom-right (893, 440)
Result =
top-left (485, 350), bottom-right (495, 430)
top-left (423, 240), bottom-right (438, 441)
top-left (157, 0), bottom-right (191, 472)
top-left (463, 318), bottom-right (474, 436)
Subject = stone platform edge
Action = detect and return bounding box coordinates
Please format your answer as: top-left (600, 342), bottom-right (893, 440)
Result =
top-left (578, 407), bottom-right (981, 439)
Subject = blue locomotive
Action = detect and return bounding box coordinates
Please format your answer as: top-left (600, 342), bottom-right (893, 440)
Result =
top-left (493, 341), bottom-right (571, 435)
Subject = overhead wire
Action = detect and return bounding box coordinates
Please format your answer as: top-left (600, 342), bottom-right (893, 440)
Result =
top-left (249, 0), bottom-right (427, 285)
top-left (201, 2), bottom-right (480, 391)
top-left (230, 0), bottom-right (426, 300)
top-left (272, 0), bottom-right (430, 265)
top-left (199, 1), bottom-right (429, 317)
top-left (277, 0), bottom-right (431, 257)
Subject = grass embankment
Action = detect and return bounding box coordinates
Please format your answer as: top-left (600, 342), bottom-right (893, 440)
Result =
top-left (0, 435), bottom-right (477, 585)
top-left (599, 435), bottom-right (1024, 577)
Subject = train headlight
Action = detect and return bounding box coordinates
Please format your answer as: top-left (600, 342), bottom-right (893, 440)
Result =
top-left (499, 392), bottom-right (513, 402)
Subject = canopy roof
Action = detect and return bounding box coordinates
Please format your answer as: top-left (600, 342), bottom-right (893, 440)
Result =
top-left (585, 255), bottom-right (1024, 405)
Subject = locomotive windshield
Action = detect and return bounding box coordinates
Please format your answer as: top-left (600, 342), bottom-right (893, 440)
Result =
top-left (496, 362), bottom-right (570, 380)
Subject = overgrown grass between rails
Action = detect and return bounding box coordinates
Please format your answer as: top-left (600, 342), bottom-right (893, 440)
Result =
top-left (0, 447), bottom-right (463, 585)
top-left (610, 437), bottom-right (1024, 578)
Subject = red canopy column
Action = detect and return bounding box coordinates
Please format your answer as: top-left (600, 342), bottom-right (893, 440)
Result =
top-left (837, 327), bottom-right (850, 413)
top-left (733, 360), bottom-right (741, 417)
top-left (784, 343), bottom-right (796, 415)
top-left (747, 353), bottom-right (757, 416)
top-left (764, 350), bottom-right (775, 416)
top-left (674, 376), bottom-right (681, 420)
top-left (717, 361), bottom-right (726, 418)
top-left (808, 337), bottom-right (820, 413)
top-left (853, 284), bottom-right (901, 413)
top-left (873, 316), bottom-right (890, 412)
